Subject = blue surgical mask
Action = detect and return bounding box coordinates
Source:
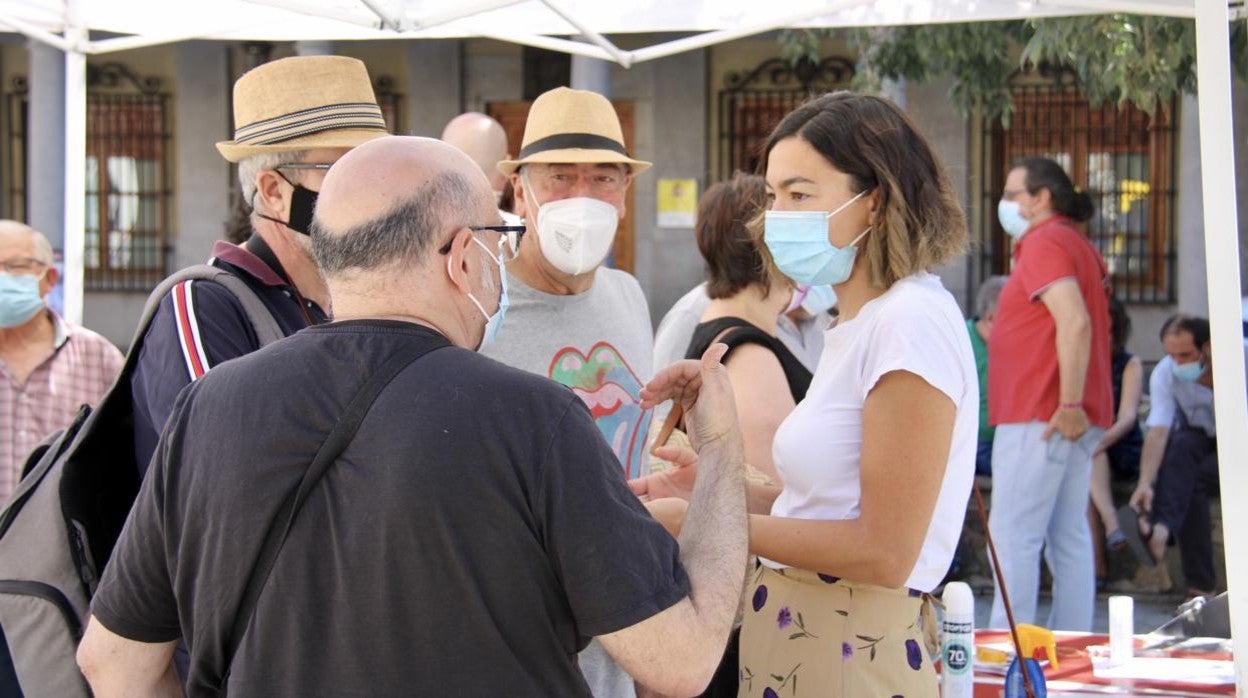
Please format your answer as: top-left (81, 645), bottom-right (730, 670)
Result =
top-left (464, 236), bottom-right (509, 350)
top-left (0, 273), bottom-right (45, 328)
top-left (801, 284), bottom-right (838, 316)
top-left (1172, 359), bottom-right (1204, 383)
top-left (998, 199), bottom-right (1030, 239)
top-left (764, 190), bottom-right (871, 286)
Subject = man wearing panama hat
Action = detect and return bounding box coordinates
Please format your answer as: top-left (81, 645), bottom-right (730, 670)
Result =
top-left (482, 86), bottom-right (656, 697)
top-left (128, 55), bottom-right (387, 479)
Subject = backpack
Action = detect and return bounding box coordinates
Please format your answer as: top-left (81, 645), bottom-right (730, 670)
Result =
top-left (0, 265), bottom-right (285, 697)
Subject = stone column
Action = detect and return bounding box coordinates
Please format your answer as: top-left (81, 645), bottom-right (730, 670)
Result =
top-left (27, 40), bottom-right (65, 248)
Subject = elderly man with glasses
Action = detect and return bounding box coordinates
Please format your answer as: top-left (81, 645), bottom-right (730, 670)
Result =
top-left (481, 87), bottom-right (657, 698)
top-left (128, 55), bottom-right (388, 479)
top-left (0, 220), bottom-right (123, 505)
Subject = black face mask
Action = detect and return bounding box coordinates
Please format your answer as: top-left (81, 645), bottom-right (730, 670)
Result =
top-left (257, 172), bottom-right (318, 236)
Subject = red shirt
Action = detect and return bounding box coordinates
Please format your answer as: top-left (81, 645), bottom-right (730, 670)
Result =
top-left (988, 216), bottom-right (1113, 428)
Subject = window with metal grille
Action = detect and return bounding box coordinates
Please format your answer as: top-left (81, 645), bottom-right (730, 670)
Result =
top-left (975, 68), bottom-right (1177, 304)
top-left (715, 56), bottom-right (855, 182)
top-left (87, 90), bottom-right (171, 291)
top-left (3, 64), bottom-right (172, 292)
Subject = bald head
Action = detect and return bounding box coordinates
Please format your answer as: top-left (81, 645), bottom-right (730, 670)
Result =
top-left (0, 220), bottom-right (54, 265)
top-left (311, 136), bottom-right (496, 278)
top-left (440, 112), bottom-right (510, 192)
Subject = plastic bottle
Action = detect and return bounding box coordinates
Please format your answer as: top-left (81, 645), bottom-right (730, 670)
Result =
top-left (941, 581), bottom-right (974, 698)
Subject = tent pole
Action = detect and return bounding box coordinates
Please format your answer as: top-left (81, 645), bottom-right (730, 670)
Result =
top-left (62, 0), bottom-right (86, 326)
top-left (0, 15), bottom-right (73, 52)
top-left (539, 0), bottom-right (632, 67)
top-left (478, 30), bottom-right (616, 62)
top-left (1193, 0), bottom-right (1248, 691)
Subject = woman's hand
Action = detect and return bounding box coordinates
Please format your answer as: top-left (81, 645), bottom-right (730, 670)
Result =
top-left (641, 344), bottom-right (738, 452)
top-left (629, 446), bottom-right (698, 502)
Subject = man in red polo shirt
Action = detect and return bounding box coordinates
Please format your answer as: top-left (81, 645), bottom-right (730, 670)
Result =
top-left (987, 157), bottom-right (1113, 632)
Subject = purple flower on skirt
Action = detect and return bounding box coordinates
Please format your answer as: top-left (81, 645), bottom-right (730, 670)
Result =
top-left (752, 585), bottom-right (768, 612)
top-left (842, 642), bottom-right (854, 660)
top-left (818, 572), bottom-right (840, 584)
top-left (905, 638), bottom-right (922, 670)
top-left (777, 606), bottom-right (792, 629)
top-left (763, 689), bottom-right (779, 698)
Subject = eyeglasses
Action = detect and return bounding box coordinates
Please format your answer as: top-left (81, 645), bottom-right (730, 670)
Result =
top-left (525, 165), bottom-right (629, 197)
top-left (1001, 188), bottom-right (1029, 202)
top-left (275, 163), bottom-right (333, 172)
top-left (438, 225), bottom-right (527, 262)
top-left (0, 257), bottom-right (48, 275)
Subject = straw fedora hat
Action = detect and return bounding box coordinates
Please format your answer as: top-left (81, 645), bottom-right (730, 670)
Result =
top-left (497, 87), bottom-right (651, 175)
top-left (216, 55), bottom-right (388, 162)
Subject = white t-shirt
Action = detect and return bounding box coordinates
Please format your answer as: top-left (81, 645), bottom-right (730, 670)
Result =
top-left (1145, 339), bottom-right (1248, 437)
top-left (767, 272), bottom-right (978, 592)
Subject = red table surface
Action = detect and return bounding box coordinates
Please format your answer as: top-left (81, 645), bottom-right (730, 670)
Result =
top-left (964, 630), bottom-right (1235, 697)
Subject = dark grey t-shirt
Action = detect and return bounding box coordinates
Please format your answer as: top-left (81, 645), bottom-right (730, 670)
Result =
top-left (92, 320), bottom-right (690, 697)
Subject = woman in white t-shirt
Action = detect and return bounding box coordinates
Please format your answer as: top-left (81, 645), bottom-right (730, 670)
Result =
top-left (634, 92), bottom-right (977, 696)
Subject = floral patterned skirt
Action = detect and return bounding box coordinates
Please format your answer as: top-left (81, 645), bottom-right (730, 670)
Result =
top-left (738, 565), bottom-right (938, 698)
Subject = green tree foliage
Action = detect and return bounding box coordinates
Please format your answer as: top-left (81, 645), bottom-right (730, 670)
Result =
top-left (781, 17), bottom-right (1248, 124)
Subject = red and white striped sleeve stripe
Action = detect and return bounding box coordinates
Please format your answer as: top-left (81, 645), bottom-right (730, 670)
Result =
top-left (172, 280), bottom-right (210, 380)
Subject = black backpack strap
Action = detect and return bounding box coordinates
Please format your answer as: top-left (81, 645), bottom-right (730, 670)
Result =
top-left (215, 334), bottom-right (447, 694)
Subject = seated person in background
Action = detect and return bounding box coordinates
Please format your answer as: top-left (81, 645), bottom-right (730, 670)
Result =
top-left (1087, 296), bottom-right (1143, 585)
top-left (967, 275), bottom-right (1006, 476)
top-left (1129, 314), bottom-right (1246, 598)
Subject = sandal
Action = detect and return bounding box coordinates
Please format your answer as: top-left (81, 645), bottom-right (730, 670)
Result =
top-left (1116, 504), bottom-right (1158, 568)
top-left (1106, 528), bottom-right (1128, 551)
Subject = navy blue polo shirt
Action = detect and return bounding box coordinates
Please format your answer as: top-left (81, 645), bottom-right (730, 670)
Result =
top-left (130, 239), bottom-right (328, 476)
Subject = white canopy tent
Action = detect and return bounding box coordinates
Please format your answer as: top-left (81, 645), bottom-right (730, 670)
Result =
top-left (1, 0), bottom-right (1245, 689)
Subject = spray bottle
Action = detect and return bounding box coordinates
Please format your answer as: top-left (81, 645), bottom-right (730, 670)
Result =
top-left (941, 581), bottom-right (974, 697)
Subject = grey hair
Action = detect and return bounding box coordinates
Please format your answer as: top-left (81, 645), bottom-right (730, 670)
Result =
top-left (975, 275), bottom-right (1009, 317)
top-left (237, 150), bottom-right (307, 212)
top-left (29, 230), bottom-right (53, 265)
top-left (0, 221), bottom-right (54, 264)
top-left (311, 170), bottom-right (481, 276)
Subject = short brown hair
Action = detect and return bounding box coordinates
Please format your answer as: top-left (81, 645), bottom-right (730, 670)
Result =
top-left (696, 174), bottom-right (772, 299)
top-left (758, 91), bottom-right (967, 289)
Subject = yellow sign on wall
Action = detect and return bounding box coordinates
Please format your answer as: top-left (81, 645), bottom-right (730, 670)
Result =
top-left (657, 178), bottom-right (698, 228)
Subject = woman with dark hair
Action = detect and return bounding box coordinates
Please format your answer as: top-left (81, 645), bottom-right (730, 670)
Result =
top-left (1087, 297), bottom-right (1144, 585)
top-left (683, 174), bottom-right (812, 480)
top-left (987, 155), bottom-right (1113, 632)
top-left (633, 91), bottom-right (977, 695)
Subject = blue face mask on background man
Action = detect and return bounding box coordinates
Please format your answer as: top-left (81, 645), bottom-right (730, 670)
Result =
top-left (997, 199), bottom-right (1030, 239)
top-left (0, 272), bottom-right (46, 328)
top-left (1172, 359), bottom-right (1205, 383)
top-left (763, 190), bottom-right (871, 286)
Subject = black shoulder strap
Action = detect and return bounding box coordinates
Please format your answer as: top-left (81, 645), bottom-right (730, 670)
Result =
top-left (215, 334), bottom-right (446, 694)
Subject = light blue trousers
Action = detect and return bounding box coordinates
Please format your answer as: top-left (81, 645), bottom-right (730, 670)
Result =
top-left (988, 421), bottom-right (1104, 631)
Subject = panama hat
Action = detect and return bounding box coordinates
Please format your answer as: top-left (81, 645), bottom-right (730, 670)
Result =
top-left (216, 55), bottom-right (388, 162)
top-left (497, 87), bottom-right (651, 175)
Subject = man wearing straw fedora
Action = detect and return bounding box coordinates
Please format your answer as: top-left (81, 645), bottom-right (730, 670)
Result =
top-left (486, 88), bottom-right (655, 696)
top-left (128, 55), bottom-right (387, 478)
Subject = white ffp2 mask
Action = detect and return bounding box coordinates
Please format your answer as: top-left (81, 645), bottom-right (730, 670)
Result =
top-left (529, 194), bottom-right (620, 276)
